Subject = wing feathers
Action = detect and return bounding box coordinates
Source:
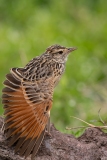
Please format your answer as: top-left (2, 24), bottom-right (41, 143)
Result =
top-left (9, 133), bottom-right (21, 146)
top-left (2, 87), bottom-right (16, 92)
top-left (14, 137), bottom-right (26, 152)
top-left (31, 129), bottom-right (45, 159)
top-left (6, 73), bottom-right (21, 85)
top-left (2, 69), bottom-right (53, 159)
top-left (19, 138), bottom-right (32, 156)
top-left (4, 79), bottom-right (20, 89)
top-left (24, 138), bottom-right (37, 158)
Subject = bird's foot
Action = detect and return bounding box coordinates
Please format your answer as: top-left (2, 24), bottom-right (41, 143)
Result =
top-left (45, 131), bottom-right (52, 138)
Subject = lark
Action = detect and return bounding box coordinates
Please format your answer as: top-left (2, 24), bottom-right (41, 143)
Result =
top-left (2, 44), bottom-right (76, 159)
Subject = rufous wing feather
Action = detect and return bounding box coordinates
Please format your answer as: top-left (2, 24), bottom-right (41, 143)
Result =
top-left (2, 68), bottom-right (53, 159)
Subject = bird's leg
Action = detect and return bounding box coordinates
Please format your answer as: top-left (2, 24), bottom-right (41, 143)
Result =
top-left (47, 117), bottom-right (50, 134)
top-left (45, 118), bottom-right (52, 137)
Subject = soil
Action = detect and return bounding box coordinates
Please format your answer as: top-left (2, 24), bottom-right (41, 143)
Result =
top-left (0, 116), bottom-right (107, 160)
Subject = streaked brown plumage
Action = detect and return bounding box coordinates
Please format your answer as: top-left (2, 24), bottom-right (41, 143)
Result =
top-left (2, 44), bottom-right (76, 159)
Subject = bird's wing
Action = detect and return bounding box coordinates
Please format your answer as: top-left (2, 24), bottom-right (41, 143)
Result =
top-left (2, 68), bottom-right (53, 159)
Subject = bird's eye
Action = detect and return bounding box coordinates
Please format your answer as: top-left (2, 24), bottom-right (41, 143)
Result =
top-left (59, 51), bottom-right (63, 54)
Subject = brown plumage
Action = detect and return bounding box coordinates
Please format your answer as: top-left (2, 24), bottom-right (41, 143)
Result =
top-left (2, 44), bottom-right (76, 159)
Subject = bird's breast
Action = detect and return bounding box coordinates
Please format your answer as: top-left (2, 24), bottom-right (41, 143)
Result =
top-left (53, 63), bottom-right (65, 87)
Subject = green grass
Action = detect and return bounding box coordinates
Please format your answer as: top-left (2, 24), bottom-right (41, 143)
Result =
top-left (0, 0), bottom-right (107, 135)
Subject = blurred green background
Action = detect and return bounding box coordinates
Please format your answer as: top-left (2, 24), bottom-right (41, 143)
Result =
top-left (0, 0), bottom-right (107, 135)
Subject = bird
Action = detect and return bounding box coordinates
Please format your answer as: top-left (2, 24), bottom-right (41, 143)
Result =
top-left (2, 44), bottom-right (76, 159)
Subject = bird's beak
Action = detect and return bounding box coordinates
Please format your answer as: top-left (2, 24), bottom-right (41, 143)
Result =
top-left (67, 47), bottom-right (77, 54)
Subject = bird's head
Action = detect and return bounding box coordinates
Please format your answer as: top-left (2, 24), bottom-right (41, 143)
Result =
top-left (44, 44), bottom-right (77, 63)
